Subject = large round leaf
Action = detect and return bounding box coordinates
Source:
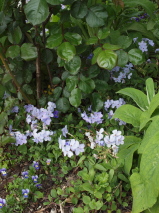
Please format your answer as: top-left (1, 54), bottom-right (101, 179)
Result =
top-left (86, 5), bottom-right (108, 28)
top-left (24, 0), bottom-right (49, 25)
top-left (46, 33), bottom-right (63, 49)
top-left (78, 79), bottom-right (95, 94)
top-left (64, 56), bottom-right (81, 75)
top-left (116, 50), bottom-right (128, 67)
top-left (64, 32), bottom-right (82, 46)
top-left (21, 43), bottom-right (37, 61)
top-left (6, 45), bottom-right (20, 58)
top-left (71, 1), bottom-right (88, 19)
top-left (57, 42), bottom-right (76, 61)
top-left (128, 48), bottom-right (144, 65)
top-left (117, 35), bottom-right (132, 49)
top-left (97, 50), bottom-right (117, 70)
top-left (91, 93), bottom-right (103, 112)
top-left (8, 27), bottom-right (22, 44)
top-left (69, 88), bottom-right (81, 107)
top-left (56, 97), bottom-right (70, 113)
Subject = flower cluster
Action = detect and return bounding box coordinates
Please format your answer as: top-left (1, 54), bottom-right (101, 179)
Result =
top-left (85, 129), bottom-right (124, 155)
top-left (109, 63), bottom-right (134, 83)
top-left (0, 198), bottom-right (6, 208)
top-left (130, 13), bottom-right (149, 22)
top-left (58, 137), bottom-right (85, 157)
top-left (104, 98), bottom-right (126, 126)
top-left (81, 111), bottom-right (103, 124)
top-left (133, 37), bottom-right (154, 52)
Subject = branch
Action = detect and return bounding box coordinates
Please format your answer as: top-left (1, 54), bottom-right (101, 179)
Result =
top-left (0, 53), bottom-right (33, 104)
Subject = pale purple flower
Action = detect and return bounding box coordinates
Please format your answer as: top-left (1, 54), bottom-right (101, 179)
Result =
top-left (32, 175), bottom-right (38, 183)
top-left (62, 125), bottom-right (68, 137)
top-left (0, 198), bottom-right (6, 208)
top-left (22, 189), bottom-right (29, 198)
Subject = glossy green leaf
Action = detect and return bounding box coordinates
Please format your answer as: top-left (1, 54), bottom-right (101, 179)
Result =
top-left (116, 50), bottom-right (128, 67)
top-left (57, 42), bottom-right (76, 61)
top-left (103, 43), bottom-right (121, 50)
top-left (86, 5), bottom-right (108, 27)
top-left (52, 87), bottom-right (62, 101)
top-left (146, 78), bottom-right (155, 104)
top-left (66, 76), bottom-right (78, 92)
top-left (64, 56), bottom-right (81, 75)
top-left (78, 78), bottom-right (95, 94)
top-left (97, 28), bottom-right (110, 39)
top-left (52, 77), bottom-right (61, 84)
top-left (128, 49), bottom-right (144, 65)
top-left (147, 92), bottom-right (159, 116)
top-left (69, 88), bottom-right (81, 107)
top-left (64, 32), bottom-right (82, 46)
top-left (87, 65), bottom-right (100, 78)
top-left (97, 50), bottom-right (117, 70)
top-left (71, 1), bottom-right (88, 19)
top-left (86, 37), bottom-right (98, 45)
top-left (6, 45), bottom-right (20, 58)
top-left (24, 0), bottom-right (49, 25)
top-left (117, 36), bottom-right (132, 49)
top-left (91, 93), bottom-right (103, 112)
top-left (117, 88), bottom-right (149, 111)
top-left (8, 27), bottom-right (22, 44)
top-left (21, 43), bottom-right (37, 61)
top-left (113, 104), bottom-right (142, 127)
top-left (46, 33), bottom-right (63, 49)
top-left (56, 97), bottom-right (70, 113)
top-left (92, 47), bottom-right (102, 65)
top-left (83, 196), bottom-right (91, 204)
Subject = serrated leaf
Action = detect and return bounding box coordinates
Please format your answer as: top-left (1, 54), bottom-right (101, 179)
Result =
top-left (6, 45), bottom-right (20, 58)
top-left (113, 104), bottom-right (142, 127)
top-left (146, 78), bottom-right (155, 104)
top-left (97, 50), bottom-right (117, 70)
top-left (71, 1), bottom-right (88, 19)
top-left (117, 88), bottom-right (148, 111)
top-left (86, 5), bottom-right (108, 27)
top-left (128, 48), bottom-right (144, 65)
top-left (24, 0), bottom-right (49, 25)
top-left (21, 43), bottom-right (37, 61)
top-left (46, 33), bottom-right (63, 49)
top-left (57, 42), bottom-right (76, 61)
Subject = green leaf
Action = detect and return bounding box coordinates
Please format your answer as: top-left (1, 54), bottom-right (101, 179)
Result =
top-left (21, 43), bottom-right (37, 61)
top-left (117, 36), bottom-right (132, 49)
top-left (94, 164), bottom-right (107, 171)
top-left (69, 88), bottom-right (81, 107)
top-left (46, 0), bottom-right (64, 5)
top-left (82, 183), bottom-right (94, 193)
top-left (128, 49), bottom-right (144, 65)
top-left (97, 27), bottom-right (110, 39)
top-left (146, 78), bottom-right (155, 104)
top-left (0, 112), bottom-right (8, 134)
top-left (24, 0), bottom-right (49, 25)
top-left (123, 0), bottom-right (155, 17)
top-left (138, 116), bottom-right (159, 154)
top-left (0, 136), bottom-right (15, 146)
top-left (64, 56), bottom-right (81, 75)
top-left (51, 189), bottom-right (57, 198)
top-left (79, 78), bottom-right (95, 94)
top-left (46, 33), bottom-right (63, 49)
top-left (83, 195), bottom-right (91, 204)
top-left (56, 97), bottom-right (70, 113)
top-left (113, 104), bottom-right (142, 127)
top-left (144, 197), bottom-right (159, 213)
top-left (86, 36), bottom-right (98, 45)
top-left (86, 5), bottom-right (108, 27)
top-left (91, 93), bottom-right (103, 112)
top-left (66, 76), bottom-right (78, 92)
top-left (6, 45), bottom-right (20, 59)
top-left (8, 27), bottom-right (22, 44)
top-left (57, 42), bottom-right (76, 61)
top-left (87, 65), bottom-right (100, 78)
top-left (52, 77), bottom-right (61, 84)
top-left (17, 144), bottom-right (27, 154)
top-left (103, 43), bottom-right (121, 50)
top-left (92, 47), bottom-right (102, 65)
top-left (116, 50), bottom-right (128, 67)
top-left (64, 32), bottom-right (82, 46)
top-left (0, 84), bottom-right (5, 98)
top-left (130, 173), bottom-right (157, 213)
top-left (94, 79), bottom-right (108, 91)
top-left (71, 1), bottom-right (88, 19)
top-left (118, 88), bottom-right (149, 111)
top-left (52, 87), bottom-right (62, 101)
top-left (22, 84), bottom-right (33, 94)
top-left (147, 92), bottom-right (159, 116)
top-left (97, 50), bottom-right (117, 70)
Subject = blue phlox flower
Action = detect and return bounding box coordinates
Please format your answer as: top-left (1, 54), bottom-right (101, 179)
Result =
top-left (0, 198), bottom-right (6, 208)
top-left (22, 189), bottom-right (29, 198)
top-left (53, 110), bottom-right (59, 118)
top-left (11, 106), bottom-right (19, 113)
top-left (14, 131), bottom-right (27, 146)
top-left (32, 175), bottom-right (38, 183)
top-left (22, 171), bottom-right (29, 179)
top-left (61, 125), bottom-right (68, 137)
top-left (0, 168), bottom-right (7, 177)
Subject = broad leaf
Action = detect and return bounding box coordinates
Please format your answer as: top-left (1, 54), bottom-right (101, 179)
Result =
top-left (97, 50), bottom-right (117, 70)
top-left (56, 97), bottom-right (70, 113)
top-left (64, 56), bottom-right (81, 75)
top-left (8, 27), bottom-right (22, 44)
top-left (46, 33), bottom-right (63, 49)
top-left (66, 76), bottom-right (78, 92)
top-left (146, 78), bottom-right (155, 104)
top-left (6, 45), bottom-right (20, 58)
top-left (86, 5), bottom-right (108, 28)
top-left (78, 78), bottom-right (95, 94)
top-left (92, 47), bottom-right (102, 65)
top-left (69, 88), bottom-right (81, 107)
top-left (128, 49), bottom-right (144, 65)
top-left (113, 104), bottom-right (142, 127)
top-left (91, 93), bottom-right (103, 112)
top-left (46, 0), bottom-right (64, 5)
top-left (103, 43), bottom-right (121, 50)
top-left (71, 1), bottom-right (88, 19)
top-left (147, 92), bottom-right (159, 116)
top-left (117, 35), bottom-right (132, 49)
top-left (116, 50), bottom-right (128, 67)
top-left (24, 0), bottom-right (49, 25)
top-left (21, 43), bottom-right (37, 61)
top-left (117, 88), bottom-right (148, 111)
top-left (64, 32), bottom-right (82, 46)
top-left (57, 42), bottom-right (76, 61)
